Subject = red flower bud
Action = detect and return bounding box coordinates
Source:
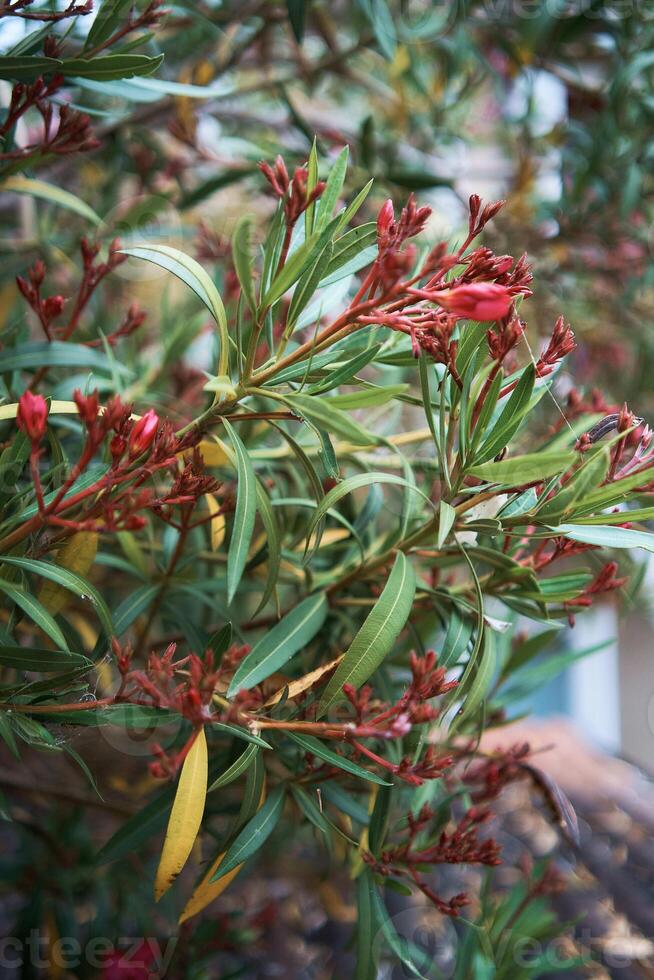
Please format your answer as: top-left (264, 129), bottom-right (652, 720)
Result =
top-left (42, 294), bottom-right (65, 319)
top-left (437, 283), bottom-right (513, 322)
top-left (16, 391), bottom-right (48, 443)
top-left (128, 409), bottom-right (159, 457)
top-left (73, 388), bottom-right (100, 425)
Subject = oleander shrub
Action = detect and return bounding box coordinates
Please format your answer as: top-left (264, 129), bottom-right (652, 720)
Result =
top-left (2, 2), bottom-right (654, 978)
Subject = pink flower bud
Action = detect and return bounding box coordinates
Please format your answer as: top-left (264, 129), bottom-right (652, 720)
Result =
top-left (128, 409), bottom-right (159, 457)
top-left (437, 283), bottom-right (513, 322)
top-left (16, 391), bottom-right (48, 443)
top-left (377, 199), bottom-right (395, 238)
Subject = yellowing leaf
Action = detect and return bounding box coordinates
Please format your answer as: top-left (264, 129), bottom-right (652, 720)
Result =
top-left (179, 779), bottom-right (266, 922)
top-left (38, 532), bottom-right (98, 616)
top-left (197, 438), bottom-right (228, 467)
top-left (264, 654), bottom-right (343, 707)
top-left (154, 728), bottom-right (208, 901)
top-left (205, 493), bottom-right (226, 551)
top-left (177, 850), bottom-right (242, 923)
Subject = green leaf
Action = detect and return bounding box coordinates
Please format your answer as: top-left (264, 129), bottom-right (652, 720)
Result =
top-left (286, 242), bottom-right (334, 330)
top-left (1, 177), bottom-right (102, 226)
top-left (316, 146), bottom-right (349, 230)
top-left (208, 743), bottom-right (259, 792)
top-left (0, 646), bottom-right (90, 671)
top-left (468, 452), bottom-right (575, 485)
top-left (0, 54), bottom-right (164, 82)
top-left (0, 557), bottom-right (113, 639)
top-left (261, 217), bottom-right (337, 309)
top-left (119, 244), bottom-right (229, 376)
top-left (96, 787), bottom-right (173, 864)
top-left (84, 0), bottom-right (133, 50)
top-left (305, 139), bottom-right (319, 238)
top-left (356, 869), bottom-right (378, 980)
top-left (437, 501), bottom-right (456, 549)
top-left (368, 784), bottom-right (393, 856)
top-left (210, 785), bottom-right (285, 881)
top-left (253, 478), bottom-right (281, 615)
top-left (305, 472), bottom-right (431, 559)
top-left (231, 215), bottom-right (257, 315)
top-left (455, 629), bottom-right (497, 726)
top-left (476, 365), bottom-right (536, 463)
top-left (328, 384), bottom-right (408, 410)
top-left (286, 732), bottom-right (391, 786)
top-left (281, 392), bottom-right (378, 446)
top-left (0, 341), bottom-right (132, 376)
top-left (222, 419), bottom-right (257, 605)
top-left (212, 722), bottom-right (271, 749)
top-left (228, 593), bottom-right (328, 696)
top-left (0, 579), bottom-right (69, 651)
top-left (552, 524), bottom-right (654, 553)
top-left (286, 0), bottom-right (308, 42)
top-left (290, 785), bottom-right (332, 837)
top-left (369, 884), bottom-right (429, 979)
top-left (67, 53), bottom-right (164, 80)
top-left (319, 553), bottom-right (416, 716)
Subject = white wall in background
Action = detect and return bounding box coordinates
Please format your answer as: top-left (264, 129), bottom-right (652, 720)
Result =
top-left (567, 604), bottom-right (621, 754)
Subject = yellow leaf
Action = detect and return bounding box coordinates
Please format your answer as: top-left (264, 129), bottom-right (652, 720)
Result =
top-left (264, 654), bottom-right (344, 707)
top-left (205, 493), bottom-right (226, 551)
top-left (177, 851), bottom-right (242, 923)
top-left (38, 531), bottom-right (98, 616)
top-left (154, 728), bottom-right (208, 901)
top-left (179, 780), bottom-right (266, 923)
top-left (197, 438), bottom-right (228, 467)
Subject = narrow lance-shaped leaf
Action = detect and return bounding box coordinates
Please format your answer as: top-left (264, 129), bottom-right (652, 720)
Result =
top-left (154, 728), bottom-right (208, 900)
top-left (1, 555), bottom-right (113, 640)
top-left (0, 580), bottom-right (69, 651)
top-left (38, 531), bottom-right (97, 617)
top-left (2, 176), bottom-right (103, 226)
top-left (315, 145), bottom-right (349, 230)
top-left (467, 451), bottom-right (575, 486)
top-left (551, 523), bottom-right (654, 553)
top-left (228, 592), bottom-right (328, 696)
top-left (210, 785), bottom-right (285, 882)
top-left (208, 743), bottom-right (259, 793)
top-left (286, 731), bottom-right (391, 786)
top-left (318, 553), bottom-right (416, 716)
top-left (119, 244), bottom-right (229, 377)
top-left (231, 215), bottom-right (256, 314)
top-left (222, 419), bottom-right (257, 605)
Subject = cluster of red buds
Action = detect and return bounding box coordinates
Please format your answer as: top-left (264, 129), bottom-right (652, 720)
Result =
top-left (16, 260), bottom-right (65, 340)
top-left (565, 561), bottom-right (626, 620)
top-left (1, 0), bottom-right (92, 20)
top-left (259, 155), bottom-right (326, 227)
top-left (365, 803), bottom-right (501, 916)
top-left (0, 76), bottom-right (98, 167)
top-left (462, 742), bottom-right (532, 803)
top-left (337, 193), bottom-right (541, 381)
top-left (16, 239), bottom-right (144, 345)
top-left (12, 386), bottom-right (222, 542)
top-left (112, 637), bottom-right (252, 777)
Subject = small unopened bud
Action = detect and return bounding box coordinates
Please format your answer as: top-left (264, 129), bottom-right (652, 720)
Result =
top-left (377, 199), bottom-right (395, 239)
top-left (29, 260), bottom-right (45, 287)
top-left (73, 388), bottom-right (100, 425)
top-left (17, 391), bottom-right (48, 443)
top-left (128, 409), bottom-right (159, 457)
top-left (43, 294), bottom-right (65, 319)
